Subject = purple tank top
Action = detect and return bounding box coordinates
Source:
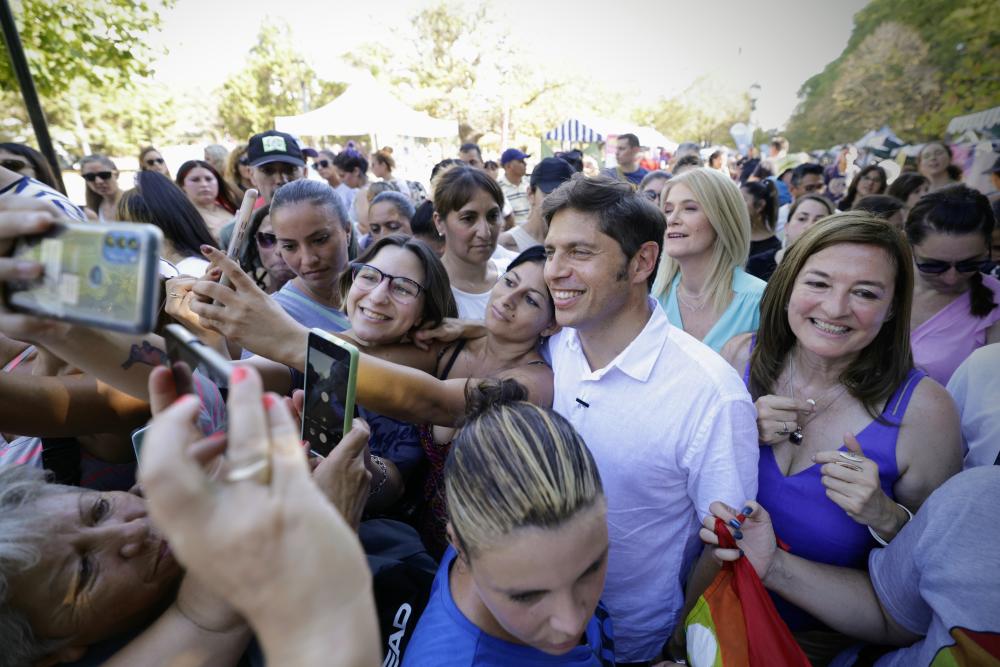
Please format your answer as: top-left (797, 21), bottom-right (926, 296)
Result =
top-left (743, 339), bottom-right (925, 630)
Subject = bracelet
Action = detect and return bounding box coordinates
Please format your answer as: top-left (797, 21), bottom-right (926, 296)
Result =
top-left (868, 503), bottom-right (913, 546)
top-left (368, 455), bottom-right (389, 497)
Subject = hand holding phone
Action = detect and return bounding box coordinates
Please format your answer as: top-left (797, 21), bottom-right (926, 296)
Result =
top-left (219, 188), bottom-right (258, 290)
top-left (3, 221), bottom-right (162, 333)
top-left (163, 323), bottom-right (232, 389)
top-left (302, 329), bottom-right (359, 458)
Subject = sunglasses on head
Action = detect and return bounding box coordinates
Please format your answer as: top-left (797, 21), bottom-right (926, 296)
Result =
top-left (313, 159), bottom-right (331, 169)
top-left (145, 157), bottom-right (165, 166)
top-left (915, 257), bottom-right (991, 275)
top-left (82, 171), bottom-right (114, 182)
top-left (1, 159), bottom-right (28, 172)
top-left (256, 232), bottom-right (277, 248)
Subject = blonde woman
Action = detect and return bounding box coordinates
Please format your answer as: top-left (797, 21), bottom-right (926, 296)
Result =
top-left (404, 382), bottom-right (615, 666)
top-left (652, 167), bottom-right (766, 352)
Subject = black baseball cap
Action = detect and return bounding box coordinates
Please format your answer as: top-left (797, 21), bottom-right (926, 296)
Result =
top-left (247, 130), bottom-right (305, 168)
top-left (530, 157), bottom-right (576, 194)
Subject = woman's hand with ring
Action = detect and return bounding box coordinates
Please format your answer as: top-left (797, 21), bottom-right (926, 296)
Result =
top-left (140, 364), bottom-right (380, 663)
top-left (813, 433), bottom-right (899, 537)
top-left (753, 394), bottom-right (814, 445)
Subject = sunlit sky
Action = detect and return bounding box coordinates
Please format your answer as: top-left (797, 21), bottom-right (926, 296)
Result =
top-left (147, 0), bottom-right (871, 130)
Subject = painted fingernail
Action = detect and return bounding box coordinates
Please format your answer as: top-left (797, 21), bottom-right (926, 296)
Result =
top-left (262, 393), bottom-right (276, 409)
top-left (741, 506), bottom-right (753, 516)
top-left (200, 244), bottom-right (214, 254)
top-left (728, 518), bottom-right (742, 530)
top-left (734, 530), bottom-right (744, 540)
top-left (231, 366), bottom-right (248, 384)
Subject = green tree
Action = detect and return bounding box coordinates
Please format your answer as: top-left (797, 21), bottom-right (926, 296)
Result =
top-left (216, 20), bottom-right (345, 141)
top-left (786, 0), bottom-right (999, 149)
top-left (634, 76), bottom-right (751, 146)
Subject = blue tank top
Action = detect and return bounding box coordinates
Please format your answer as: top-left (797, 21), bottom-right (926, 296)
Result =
top-left (743, 339), bottom-right (925, 629)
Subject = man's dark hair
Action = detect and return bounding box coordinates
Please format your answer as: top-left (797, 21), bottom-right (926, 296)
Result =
top-left (459, 143), bottom-right (482, 159)
top-left (771, 136), bottom-right (789, 153)
top-left (618, 133), bottom-right (640, 149)
top-left (791, 162), bottom-right (823, 186)
top-left (333, 149), bottom-right (368, 176)
top-left (542, 174), bottom-right (665, 288)
top-left (674, 154), bottom-right (704, 170)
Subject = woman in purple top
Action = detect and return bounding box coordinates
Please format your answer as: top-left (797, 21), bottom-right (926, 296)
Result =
top-left (722, 213), bottom-right (962, 663)
top-left (906, 185), bottom-right (1000, 386)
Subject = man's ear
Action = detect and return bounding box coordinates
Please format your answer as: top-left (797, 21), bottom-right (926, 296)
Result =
top-left (36, 644), bottom-right (87, 666)
top-left (541, 320), bottom-right (561, 338)
top-left (631, 240), bottom-right (660, 286)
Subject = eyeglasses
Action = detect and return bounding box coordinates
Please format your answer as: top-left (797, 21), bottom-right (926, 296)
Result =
top-left (145, 157), bottom-right (165, 166)
top-left (1, 159), bottom-right (27, 172)
top-left (915, 256), bottom-right (991, 274)
top-left (82, 171), bottom-right (114, 182)
top-left (313, 160), bottom-right (331, 169)
top-left (255, 232), bottom-right (277, 249)
top-left (350, 262), bottom-right (424, 304)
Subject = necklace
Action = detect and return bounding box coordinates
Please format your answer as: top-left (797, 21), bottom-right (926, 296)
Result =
top-left (786, 354), bottom-right (849, 445)
top-left (676, 284), bottom-right (710, 311)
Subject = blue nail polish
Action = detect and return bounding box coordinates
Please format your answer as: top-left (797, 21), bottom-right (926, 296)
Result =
top-left (728, 518), bottom-right (742, 530)
top-left (734, 530), bottom-right (744, 540)
top-left (741, 506), bottom-right (753, 516)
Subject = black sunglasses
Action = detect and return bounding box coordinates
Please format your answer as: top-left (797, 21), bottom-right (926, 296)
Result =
top-left (255, 232), bottom-right (277, 248)
top-left (82, 171), bottom-right (114, 182)
top-left (145, 157), bottom-right (165, 166)
top-left (312, 159), bottom-right (331, 169)
top-left (915, 257), bottom-right (991, 275)
top-left (1, 159), bottom-right (28, 172)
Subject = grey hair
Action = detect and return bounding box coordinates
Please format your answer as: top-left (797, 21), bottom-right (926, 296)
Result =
top-left (370, 191), bottom-right (416, 221)
top-left (271, 179), bottom-right (351, 232)
top-left (0, 465), bottom-right (73, 666)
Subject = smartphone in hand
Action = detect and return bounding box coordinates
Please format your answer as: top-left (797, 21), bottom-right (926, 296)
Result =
top-left (219, 188), bottom-right (258, 290)
top-left (302, 329), bottom-right (359, 457)
top-left (4, 221), bottom-right (162, 333)
top-left (163, 323), bottom-right (232, 390)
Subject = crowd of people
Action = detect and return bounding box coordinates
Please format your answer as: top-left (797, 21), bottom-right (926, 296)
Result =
top-left (0, 124), bottom-right (998, 667)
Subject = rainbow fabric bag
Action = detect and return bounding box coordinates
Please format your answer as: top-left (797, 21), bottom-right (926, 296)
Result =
top-left (684, 518), bottom-right (810, 667)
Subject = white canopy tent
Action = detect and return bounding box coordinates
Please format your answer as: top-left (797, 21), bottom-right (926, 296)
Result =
top-left (275, 75), bottom-right (457, 140)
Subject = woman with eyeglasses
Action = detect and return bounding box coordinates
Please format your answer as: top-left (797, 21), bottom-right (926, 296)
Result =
top-left (242, 205), bottom-right (295, 293)
top-left (0, 142), bottom-right (62, 193)
top-left (313, 149), bottom-right (342, 190)
top-left (138, 145), bottom-right (170, 178)
top-left (80, 154), bottom-right (123, 222)
top-left (907, 185), bottom-right (1000, 385)
top-left (175, 160), bottom-right (239, 242)
top-left (836, 164), bottom-right (887, 212)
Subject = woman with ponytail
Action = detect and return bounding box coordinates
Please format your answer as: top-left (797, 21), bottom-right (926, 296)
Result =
top-left (907, 184), bottom-right (1000, 385)
top-left (403, 381), bottom-right (615, 666)
top-left (742, 178), bottom-right (782, 280)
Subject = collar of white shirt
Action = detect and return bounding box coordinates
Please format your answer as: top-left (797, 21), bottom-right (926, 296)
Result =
top-left (562, 297), bottom-right (666, 383)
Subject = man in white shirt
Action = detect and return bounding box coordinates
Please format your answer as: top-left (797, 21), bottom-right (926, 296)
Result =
top-left (541, 175), bottom-right (759, 664)
top-left (497, 148), bottom-right (531, 226)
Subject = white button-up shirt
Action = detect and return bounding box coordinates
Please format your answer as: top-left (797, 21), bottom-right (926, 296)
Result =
top-left (548, 300), bottom-right (759, 661)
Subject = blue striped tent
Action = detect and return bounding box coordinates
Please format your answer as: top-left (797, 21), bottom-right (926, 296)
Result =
top-left (545, 119), bottom-right (604, 143)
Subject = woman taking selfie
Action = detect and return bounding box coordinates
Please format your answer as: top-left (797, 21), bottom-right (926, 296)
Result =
top-left (80, 154), bottom-right (123, 222)
top-left (175, 159), bottom-right (239, 242)
top-left (722, 214), bottom-right (961, 662)
top-left (652, 167), bottom-right (766, 352)
top-left (907, 185), bottom-right (1000, 385)
top-left (404, 382), bottom-right (614, 666)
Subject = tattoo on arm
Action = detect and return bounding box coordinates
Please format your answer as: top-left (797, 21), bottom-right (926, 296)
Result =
top-left (122, 341), bottom-right (168, 369)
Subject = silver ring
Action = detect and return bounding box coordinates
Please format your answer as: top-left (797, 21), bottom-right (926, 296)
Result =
top-left (223, 456), bottom-right (270, 483)
top-left (777, 421), bottom-right (790, 435)
top-left (839, 451), bottom-right (865, 463)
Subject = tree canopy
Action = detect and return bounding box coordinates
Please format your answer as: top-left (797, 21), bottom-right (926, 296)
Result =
top-left (785, 0), bottom-right (999, 150)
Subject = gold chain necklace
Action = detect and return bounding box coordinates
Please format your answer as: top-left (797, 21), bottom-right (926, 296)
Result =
top-left (676, 284), bottom-right (710, 312)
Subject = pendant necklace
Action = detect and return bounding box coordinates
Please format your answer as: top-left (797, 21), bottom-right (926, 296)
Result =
top-left (786, 354), bottom-right (849, 446)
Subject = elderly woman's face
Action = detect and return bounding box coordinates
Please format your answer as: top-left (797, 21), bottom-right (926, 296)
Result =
top-left (9, 488), bottom-right (180, 650)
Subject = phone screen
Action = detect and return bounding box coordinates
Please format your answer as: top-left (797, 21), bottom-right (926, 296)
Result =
top-left (302, 339), bottom-right (354, 457)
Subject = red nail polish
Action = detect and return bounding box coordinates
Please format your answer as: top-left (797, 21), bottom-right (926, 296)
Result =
top-left (200, 244), bottom-right (214, 254)
top-left (231, 366), bottom-right (248, 384)
top-left (262, 394), bottom-right (276, 409)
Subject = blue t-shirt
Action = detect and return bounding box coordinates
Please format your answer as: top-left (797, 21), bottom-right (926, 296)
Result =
top-left (242, 282), bottom-right (350, 360)
top-left (403, 548), bottom-right (616, 667)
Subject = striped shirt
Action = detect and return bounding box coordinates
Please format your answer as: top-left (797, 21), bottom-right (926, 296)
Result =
top-left (498, 175), bottom-right (530, 225)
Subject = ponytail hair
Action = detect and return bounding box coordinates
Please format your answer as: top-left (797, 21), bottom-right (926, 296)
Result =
top-left (741, 178), bottom-right (779, 231)
top-left (445, 379), bottom-right (604, 558)
top-left (905, 184), bottom-right (996, 317)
